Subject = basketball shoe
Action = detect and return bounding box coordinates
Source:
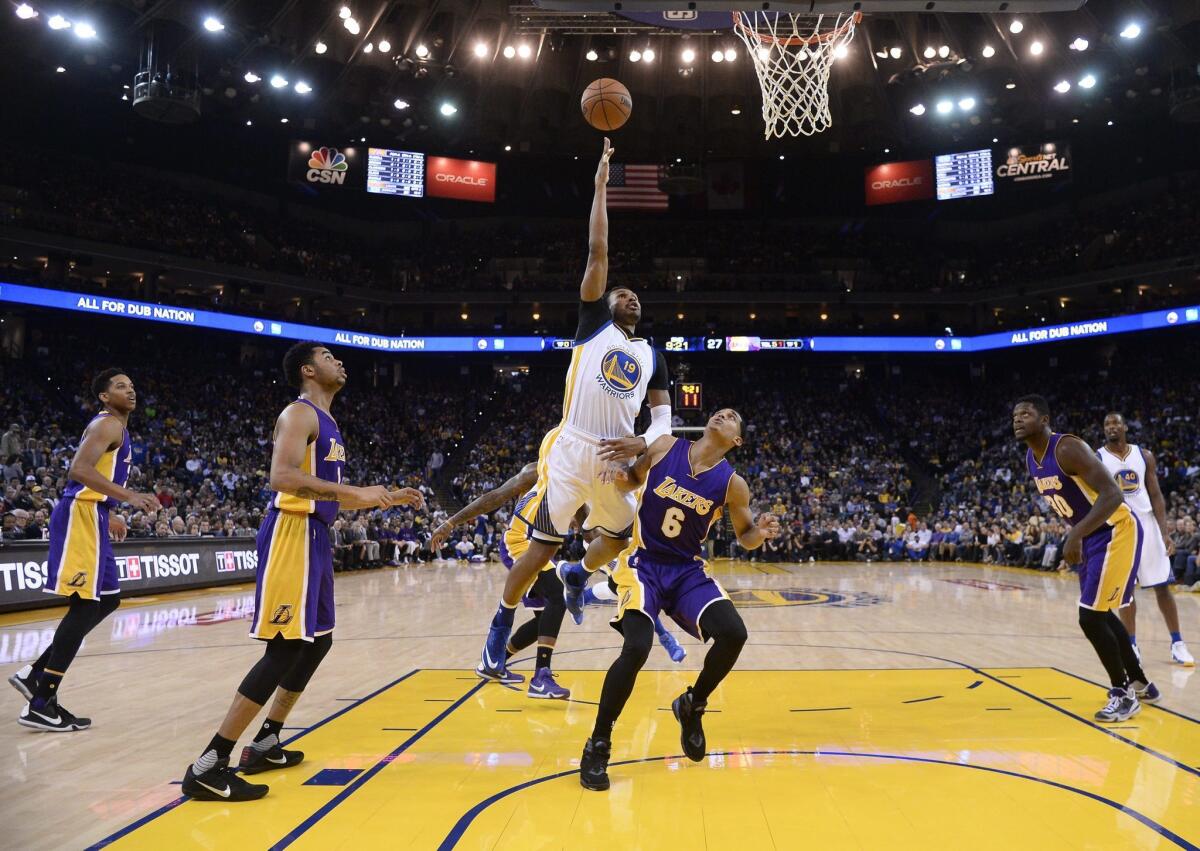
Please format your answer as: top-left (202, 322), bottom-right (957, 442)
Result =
top-left (1171, 640), bottom-right (1195, 666)
top-left (477, 623), bottom-right (522, 683)
top-left (672, 687), bottom-right (708, 761)
top-left (558, 561), bottom-right (589, 624)
top-left (656, 624), bottom-right (687, 663)
top-left (527, 668), bottom-right (570, 699)
top-left (1094, 687), bottom-right (1140, 722)
top-left (239, 743), bottom-right (305, 774)
top-left (579, 738), bottom-right (611, 791)
top-left (18, 699), bottom-right (90, 732)
top-left (8, 664), bottom-right (35, 700)
top-left (182, 757), bottom-right (269, 802)
top-left (1129, 679), bottom-right (1161, 703)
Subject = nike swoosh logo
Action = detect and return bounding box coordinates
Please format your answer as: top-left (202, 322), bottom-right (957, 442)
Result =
top-left (531, 684), bottom-right (545, 692)
top-left (266, 755), bottom-right (288, 764)
top-left (32, 710), bottom-right (63, 724)
top-left (197, 779), bottom-right (231, 798)
top-left (483, 649), bottom-right (498, 670)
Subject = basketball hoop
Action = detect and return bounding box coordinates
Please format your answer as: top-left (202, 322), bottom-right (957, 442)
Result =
top-left (731, 11), bottom-right (861, 139)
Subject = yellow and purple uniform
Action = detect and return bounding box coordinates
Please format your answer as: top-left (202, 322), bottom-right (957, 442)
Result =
top-left (45, 411), bottom-right (131, 600)
top-left (1027, 432), bottom-right (1142, 611)
top-left (250, 398), bottom-right (345, 642)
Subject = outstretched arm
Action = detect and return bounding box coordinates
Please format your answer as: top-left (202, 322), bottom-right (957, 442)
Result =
top-left (726, 475), bottom-right (781, 550)
top-left (580, 138), bottom-right (614, 302)
top-left (431, 463), bottom-right (538, 550)
top-left (270, 403), bottom-right (394, 510)
top-left (68, 416), bottom-right (160, 514)
top-left (608, 435), bottom-right (675, 493)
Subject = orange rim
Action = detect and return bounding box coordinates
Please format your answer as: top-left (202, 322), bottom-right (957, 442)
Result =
top-left (731, 11), bottom-right (861, 47)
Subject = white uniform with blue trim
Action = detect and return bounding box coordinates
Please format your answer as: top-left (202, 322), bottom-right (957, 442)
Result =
top-left (1098, 443), bottom-right (1171, 587)
top-left (518, 299), bottom-right (667, 543)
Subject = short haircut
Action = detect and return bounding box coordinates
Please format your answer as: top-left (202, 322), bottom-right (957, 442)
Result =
top-left (283, 341), bottom-right (323, 389)
top-left (604, 287), bottom-right (634, 308)
top-left (730, 408), bottom-right (745, 438)
top-left (1015, 394), bottom-right (1050, 417)
top-left (1104, 411), bottom-right (1125, 422)
top-left (91, 368), bottom-right (126, 398)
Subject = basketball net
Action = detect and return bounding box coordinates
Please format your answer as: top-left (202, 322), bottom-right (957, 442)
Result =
top-left (732, 11), bottom-right (861, 139)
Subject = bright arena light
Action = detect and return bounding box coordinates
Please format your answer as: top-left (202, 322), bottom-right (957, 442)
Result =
top-left (938, 45), bottom-right (949, 58)
top-left (72, 21), bottom-right (96, 39)
top-left (909, 103), bottom-right (926, 116)
top-left (516, 43), bottom-right (531, 59)
top-left (393, 99), bottom-right (409, 110)
top-left (203, 16), bottom-right (224, 33)
top-left (1009, 19), bottom-right (1024, 34)
top-left (48, 14), bottom-right (70, 30)
top-left (339, 6), bottom-right (351, 19)
top-left (15, 4), bottom-right (37, 19)
top-left (1120, 23), bottom-right (1141, 40)
top-left (362, 42), bottom-right (373, 53)
top-left (504, 45), bottom-right (517, 59)
top-left (757, 47), bottom-right (771, 61)
top-left (1054, 79), bottom-right (1071, 93)
top-left (981, 44), bottom-right (995, 58)
top-left (270, 74), bottom-right (288, 88)
top-left (1069, 37), bottom-right (1089, 51)
top-left (724, 47), bottom-right (737, 62)
top-left (294, 81), bottom-right (312, 94)
top-left (711, 49), bottom-right (724, 63)
top-left (629, 50), bottom-right (641, 62)
top-left (936, 99), bottom-right (953, 114)
top-left (344, 18), bottom-right (359, 35)
top-left (416, 43), bottom-right (431, 59)
top-left (1030, 40), bottom-right (1044, 56)
top-left (244, 71), bottom-right (260, 83)
top-left (314, 41), bottom-right (327, 54)
top-left (642, 48), bottom-right (655, 62)
top-left (1079, 73), bottom-right (1096, 89)
top-left (378, 39), bottom-right (390, 53)
top-left (958, 96), bottom-right (976, 111)
top-left (889, 46), bottom-right (902, 59)
top-left (439, 102), bottom-right (457, 116)
top-left (923, 46), bottom-right (936, 59)
top-left (681, 47), bottom-right (695, 63)
top-left (474, 42), bottom-right (488, 58)
top-left (833, 44), bottom-right (848, 59)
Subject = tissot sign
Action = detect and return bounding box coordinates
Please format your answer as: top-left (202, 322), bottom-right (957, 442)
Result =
top-left (864, 159), bottom-right (934, 206)
top-left (426, 156), bottom-right (497, 203)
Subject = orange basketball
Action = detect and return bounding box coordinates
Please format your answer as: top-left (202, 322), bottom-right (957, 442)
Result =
top-left (581, 78), bottom-right (632, 131)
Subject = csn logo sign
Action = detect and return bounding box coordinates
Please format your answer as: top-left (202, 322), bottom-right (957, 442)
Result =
top-left (306, 147), bottom-right (349, 184)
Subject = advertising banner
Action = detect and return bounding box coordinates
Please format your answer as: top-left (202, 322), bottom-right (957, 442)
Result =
top-left (995, 142), bottom-right (1072, 185)
top-left (425, 156), bottom-right (497, 202)
top-left (864, 159), bottom-right (934, 205)
top-left (288, 141), bottom-right (362, 188)
top-left (0, 537), bottom-right (259, 613)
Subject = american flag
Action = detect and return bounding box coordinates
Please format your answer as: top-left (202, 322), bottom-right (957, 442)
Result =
top-left (608, 163), bottom-right (669, 210)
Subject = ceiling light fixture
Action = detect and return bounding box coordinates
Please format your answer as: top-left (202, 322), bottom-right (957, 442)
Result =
top-left (393, 98), bottom-right (409, 109)
top-left (516, 43), bottom-right (531, 59)
top-left (1054, 79), bottom-right (1071, 93)
top-left (244, 71), bottom-right (260, 83)
top-left (1069, 37), bottom-right (1088, 51)
top-left (294, 81), bottom-right (312, 94)
top-left (15, 4), bottom-right (36, 19)
top-left (377, 39), bottom-right (390, 53)
top-left (833, 43), bottom-right (848, 59)
top-left (711, 49), bottom-right (724, 63)
top-left (339, 6), bottom-right (351, 19)
top-left (415, 43), bottom-right (430, 59)
top-left (270, 74), bottom-right (287, 88)
top-left (72, 21), bottom-right (96, 39)
top-left (314, 41), bottom-right (327, 54)
top-left (981, 44), bottom-right (995, 58)
top-left (923, 46), bottom-right (936, 59)
top-left (629, 50), bottom-right (641, 62)
top-left (1119, 23), bottom-right (1140, 40)
top-left (439, 101), bottom-right (457, 116)
top-left (48, 14), bottom-right (70, 30)
top-left (889, 46), bottom-right (902, 59)
top-left (936, 99), bottom-right (953, 114)
top-left (344, 18), bottom-right (359, 35)
top-left (938, 45), bottom-right (950, 58)
top-left (642, 47), bottom-right (655, 62)
top-left (681, 47), bottom-right (695, 63)
top-left (362, 42), bottom-right (373, 53)
top-left (724, 47), bottom-right (737, 62)
top-left (958, 96), bottom-right (975, 110)
top-left (1009, 19), bottom-right (1023, 34)
top-left (909, 103), bottom-right (926, 115)
top-left (504, 45), bottom-right (517, 59)
top-left (203, 16), bottom-right (224, 33)
top-left (474, 42), bottom-right (488, 58)
top-left (1029, 40), bottom-right (1044, 55)
top-left (1079, 73), bottom-right (1096, 89)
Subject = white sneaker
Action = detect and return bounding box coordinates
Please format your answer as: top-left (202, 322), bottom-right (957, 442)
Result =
top-left (1171, 640), bottom-right (1195, 667)
top-left (1094, 687), bottom-right (1140, 722)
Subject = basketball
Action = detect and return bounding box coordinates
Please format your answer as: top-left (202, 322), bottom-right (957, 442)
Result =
top-left (581, 78), bottom-right (632, 131)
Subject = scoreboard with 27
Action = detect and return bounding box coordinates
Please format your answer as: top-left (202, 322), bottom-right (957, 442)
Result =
top-left (935, 149), bottom-right (995, 201)
top-left (367, 147), bottom-right (425, 197)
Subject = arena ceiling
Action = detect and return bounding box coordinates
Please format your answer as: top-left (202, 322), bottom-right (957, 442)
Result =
top-left (3, 0), bottom-right (1198, 159)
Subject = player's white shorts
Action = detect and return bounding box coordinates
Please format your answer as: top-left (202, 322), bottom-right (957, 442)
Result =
top-left (1134, 510), bottom-right (1172, 587)
top-left (518, 424), bottom-right (636, 543)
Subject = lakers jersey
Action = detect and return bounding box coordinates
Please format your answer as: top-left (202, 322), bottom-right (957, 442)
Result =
top-left (63, 411), bottom-right (131, 507)
top-left (1027, 433), bottom-right (1133, 532)
top-left (629, 438), bottom-right (734, 564)
top-left (269, 398), bottom-right (346, 525)
top-left (1097, 444), bottom-right (1152, 515)
top-left (561, 304), bottom-right (657, 439)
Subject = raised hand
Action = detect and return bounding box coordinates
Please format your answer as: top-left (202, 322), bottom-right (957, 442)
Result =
top-left (597, 436), bottom-right (645, 464)
top-left (595, 137), bottom-right (615, 186)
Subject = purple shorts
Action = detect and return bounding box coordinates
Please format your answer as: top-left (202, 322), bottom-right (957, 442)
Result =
top-left (611, 551), bottom-right (728, 642)
top-left (250, 510), bottom-right (335, 642)
top-left (1078, 512), bottom-right (1142, 611)
top-left (45, 497), bottom-right (119, 600)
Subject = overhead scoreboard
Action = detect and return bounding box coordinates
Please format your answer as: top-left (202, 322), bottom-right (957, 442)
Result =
top-left (934, 148), bottom-right (994, 201)
top-left (366, 147), bottom-right (425, 197)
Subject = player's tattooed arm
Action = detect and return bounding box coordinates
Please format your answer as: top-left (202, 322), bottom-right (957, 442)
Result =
top-left (727, 475), bottom-right (781, 550)
top-left (432, 463), bottom-right (537, 549)
top-left (292, 484), bottom-right (342, 501)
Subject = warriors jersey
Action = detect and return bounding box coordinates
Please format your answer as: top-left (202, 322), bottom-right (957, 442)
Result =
top-left (1097, 444), bottom-right (1152, 515)
top-left (628, 437), bottom-right (734, 564)
top-left (269, 398), bottom-right (346, 525)
top-left (62, 411), bottom-right (131, 507)
top-left (561, 298), bottom-right (669, 440)
top-left (1027, 433), bottom-right (1134, 532)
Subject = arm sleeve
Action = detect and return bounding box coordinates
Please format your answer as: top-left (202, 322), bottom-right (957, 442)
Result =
top-left (641, 405), bottom-right (673, 446)
top-left (575, 298), bottom-right (612, 342)
top-left (648, 350), bottom-right (670, 391)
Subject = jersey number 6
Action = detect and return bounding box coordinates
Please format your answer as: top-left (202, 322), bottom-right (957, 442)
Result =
top-left (661, 507), bottom-right (685, 538)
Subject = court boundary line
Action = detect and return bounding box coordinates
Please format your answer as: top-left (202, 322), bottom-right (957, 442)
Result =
top-left (435, 750), bottom-right (1199, 850)
top-left (84, 668), bottom-right (423, 850)
top-left (1050, 666), bottom-right (1200, 725)
top-left (268, 678), bottom-right (487, 849)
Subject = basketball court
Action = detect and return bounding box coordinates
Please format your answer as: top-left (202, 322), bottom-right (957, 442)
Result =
top-left (3, 559), bottom-right (1197, 849)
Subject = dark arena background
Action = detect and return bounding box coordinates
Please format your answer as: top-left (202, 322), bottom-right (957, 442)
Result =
top-left (0, 1), bottom-right (1197, 848)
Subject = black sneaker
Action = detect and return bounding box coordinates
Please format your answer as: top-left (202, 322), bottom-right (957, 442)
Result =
top-left (8, 665), bottom-right (36, 701)
top-left (182, 758), bottom-right (269, 802)
top-left (672, 687), bottom-right (707, 762)
top-left (579, 738), bottom-right (611, 791)
top-left (239, 743), bottom-right (305, 774)
top-left (18, 700), bottom-right (91, 732)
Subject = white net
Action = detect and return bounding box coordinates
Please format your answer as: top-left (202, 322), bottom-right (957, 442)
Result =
top-left (732, 11), bottom-right (860, 139)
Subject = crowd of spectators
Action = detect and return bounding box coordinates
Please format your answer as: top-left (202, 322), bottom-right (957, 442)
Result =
top-left (2, 147), bottom-right (1196, 300)
top-left (3, 324), bottom-right (1199, 589)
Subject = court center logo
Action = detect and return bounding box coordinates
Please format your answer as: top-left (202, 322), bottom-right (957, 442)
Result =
top-left (306, 147), bottom-right (349, 184)
top-left (597, 348), bottom-right (642, 398)
top-left (1115, 469), bottom-right (1140, 494)
top-left (727, 587), bottom-right (887, 609)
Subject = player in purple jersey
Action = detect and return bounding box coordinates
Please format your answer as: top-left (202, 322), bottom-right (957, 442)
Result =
top-left (181, 343), bottom-right (422, 802)
top-left (10, 369), bottom-right (160, 732)
top-left (578, 409), bottom-right (781, 791)
top-left (1013, 395), bottom-right (1158, 723)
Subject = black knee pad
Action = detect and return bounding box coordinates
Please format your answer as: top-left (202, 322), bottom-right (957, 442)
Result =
top-left (280, 633), bottom-right (333, 693)
top-left (237, 637), bottom-right (306, 705)
top-left (1078, 607), bottom-right (1107, 630)
top-left (617, 614), bottom-right (654, 667)
top-left (699, 600), bottom-right (747, 646)
top-left (538, 597), bottom-right (566, 641)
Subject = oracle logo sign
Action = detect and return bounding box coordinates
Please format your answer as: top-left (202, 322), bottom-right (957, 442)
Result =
top-left (426, 156), bottom-right (497, 202)
top-left (864, 159), bottom-right (934, 206)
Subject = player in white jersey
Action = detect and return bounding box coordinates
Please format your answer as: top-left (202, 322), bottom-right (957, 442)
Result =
top-left (477, 138), bottom-right (673, 681)
top-left (1098, 413), bottom-right (1193, 666)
